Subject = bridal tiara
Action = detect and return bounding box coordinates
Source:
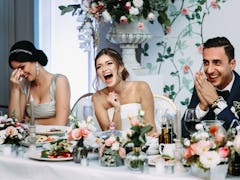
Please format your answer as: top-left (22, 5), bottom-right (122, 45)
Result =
top-left (10, 49), bottom-right (33, 55)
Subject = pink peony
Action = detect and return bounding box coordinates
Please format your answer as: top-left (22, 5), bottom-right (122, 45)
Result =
top-left (5, 126), bottom-right (18, 137)
top-left (218, 146), bottom-right (230, 158)
top-left (79, 128), bottom-right (89, 138)
top-left (71, 128), bottom-right (83, 140)
top-left (105, 136), bottom-right (116, 146)
top-left (191, 140), bottom-right (211, 155)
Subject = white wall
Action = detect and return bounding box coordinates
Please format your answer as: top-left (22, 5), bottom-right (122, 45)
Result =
top-left (37, 0), bottom-right (240, 113)
top-left (38, 0), bottom-right (90, 108)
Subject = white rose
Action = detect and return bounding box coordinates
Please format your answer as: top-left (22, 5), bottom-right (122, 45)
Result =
top-left (132, 0), bottom-right (143, 8)
top-left (129, 7), bottom-right (139, 16)
top-left (111, 141), bottom-right (120, 151)
top-left (147, 12), bottom-right (155, 21)
top-left (183, 138), bottom-right (190, 146)
top-left (102, 10), bottom-right (112, 23)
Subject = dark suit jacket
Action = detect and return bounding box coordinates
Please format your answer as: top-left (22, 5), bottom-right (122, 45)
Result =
top-left (182, 71), bottom-right (240, 137)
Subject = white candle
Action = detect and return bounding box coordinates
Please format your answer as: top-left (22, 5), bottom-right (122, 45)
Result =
top-left (30, 95), bottom-right (35, 125)
top-left (176, 109), bottom-right (181, 139)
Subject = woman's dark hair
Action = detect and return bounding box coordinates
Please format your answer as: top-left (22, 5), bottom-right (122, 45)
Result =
top-left (93, 48), bottom-right (129, 90)
top-left (8, 40), bottom-right (48, 68)
top-left (203, 37), bottom-right (234, 62)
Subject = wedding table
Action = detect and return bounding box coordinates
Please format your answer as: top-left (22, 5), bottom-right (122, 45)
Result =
top-left (0, 147), bottom-right (203, 180)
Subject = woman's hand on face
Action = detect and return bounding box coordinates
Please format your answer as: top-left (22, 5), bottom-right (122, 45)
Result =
top-left (107, 91), bottom-right (120, 107)
top-left (10, 69), bottom-right (23, 88)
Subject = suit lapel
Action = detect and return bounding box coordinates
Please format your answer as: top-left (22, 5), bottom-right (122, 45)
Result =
top-left (227, 71), bottom-right (240, 106)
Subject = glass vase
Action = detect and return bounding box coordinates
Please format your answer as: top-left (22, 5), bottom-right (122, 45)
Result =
top-left (73, 139), bottom-right (88, 165)
top-left (99, 153), bottom-right (123, 167)
top-left (125, 147), bottom-right (148, 172)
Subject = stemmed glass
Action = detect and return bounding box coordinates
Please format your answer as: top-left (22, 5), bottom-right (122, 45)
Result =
top-left (183, 108), bottom-right (201, 134)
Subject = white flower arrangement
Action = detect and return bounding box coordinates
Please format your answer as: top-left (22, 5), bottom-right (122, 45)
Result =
top-left (0, 114), bottom-right (29, 145)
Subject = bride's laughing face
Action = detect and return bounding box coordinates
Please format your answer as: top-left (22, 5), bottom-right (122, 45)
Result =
top-left (96, 54), bottom-right (123, 87)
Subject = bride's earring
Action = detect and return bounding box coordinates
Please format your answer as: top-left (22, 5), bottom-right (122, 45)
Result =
top-left (35, 63), bottom-right (39, 75)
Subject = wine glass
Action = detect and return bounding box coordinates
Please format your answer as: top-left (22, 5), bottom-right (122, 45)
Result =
top-left (83, 105), bottom-right (93, 120)
top-left (183, 108), bottom-right (201, 134)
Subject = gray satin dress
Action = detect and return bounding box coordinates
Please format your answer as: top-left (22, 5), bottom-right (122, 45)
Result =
top-left (21, 74), bottom-right (62, 119)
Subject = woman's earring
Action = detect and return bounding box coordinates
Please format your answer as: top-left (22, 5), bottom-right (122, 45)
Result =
top-left (35, 63), bottom-right (39, 75)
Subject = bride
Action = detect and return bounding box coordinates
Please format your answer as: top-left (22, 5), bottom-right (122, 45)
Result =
top-left (92, 48), bottom-right (157, 134)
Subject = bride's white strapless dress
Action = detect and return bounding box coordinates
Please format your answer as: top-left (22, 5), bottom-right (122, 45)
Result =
top-left (107, 103), bottom-right (141, 131)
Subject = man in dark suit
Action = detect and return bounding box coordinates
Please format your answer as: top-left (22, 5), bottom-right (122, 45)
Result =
top-left (182, 36), bottom-right (240, 137)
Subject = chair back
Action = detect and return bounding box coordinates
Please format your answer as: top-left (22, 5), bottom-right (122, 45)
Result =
top-left (153, 95), bottom-right (177, 132)
top-left (70, 93), bottom-right (101, 131)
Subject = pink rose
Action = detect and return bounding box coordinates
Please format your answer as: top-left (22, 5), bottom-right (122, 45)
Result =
top-left (211, 1), bottom-right (218, 8)
top-left (118, 147), bottom-right (126, 158)
top-left (120, 16), bottom-right (128, 24)
top-left (183, 64), bottom-right (189, 73)
top-left (181, 8), bottom-right (189, 15)
top-left (215, 133), bottom-right (225, 143)
top-left (71, 128), bottom-right (82, 140)
top-left (218, 146), bottom-right (230, 158)
top-left (124, 2), bottom-right (131, 11)
top-left (67, 130), bottom-right (73, 141)
top-left (6, 126), bottom-right (18, 137)
top-left (165, 26), bottom-right (171, 34)
top-left (184, 146), bottom-right (194, 159)
top-left (105, 136), bottom-right (116, 146)
top-left (79, 128), bottom-right (89, 138)
top-left (138, 22), bottom-right (144, 30)
top-left (130, 118), bottom-right (140, 126)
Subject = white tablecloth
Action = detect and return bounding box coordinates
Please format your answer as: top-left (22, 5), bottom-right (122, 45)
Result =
top-left (0, 151), bottom-right (202, 180)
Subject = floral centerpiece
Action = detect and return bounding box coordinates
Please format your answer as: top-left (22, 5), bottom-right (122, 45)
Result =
top-left (99, 133), bottom-right (126, 167)
top-left (68, 114), bottom-right (99, 163)
top-left (183, 122), bottom-right (230, 176)
top-left (124, 109), bottom-right (153, 172)
top-left (0, 114), bottom-right (29, 145)
top-left (225, 123), bottom-right (240, 176)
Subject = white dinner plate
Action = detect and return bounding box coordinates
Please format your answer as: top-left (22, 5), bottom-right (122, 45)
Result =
top-left (20, 135), bottom-right (59, 147)
top-left (28, 150), bottom-right (73, 161)
top-left (36, 125), bottom-right (69, 136)
top-left (148, 155), bottom-right (175, 166)
top-left (148, 155), bottom-right (163, 166)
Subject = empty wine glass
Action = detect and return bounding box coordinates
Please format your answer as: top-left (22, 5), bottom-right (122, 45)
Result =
top-left (183, 108), bottom-right (201, 134)
top-left (83, 105), bottom-right (93, 120)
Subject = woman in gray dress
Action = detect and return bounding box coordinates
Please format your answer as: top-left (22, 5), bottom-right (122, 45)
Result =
top-left (8, 40), bottom-right (70, 125)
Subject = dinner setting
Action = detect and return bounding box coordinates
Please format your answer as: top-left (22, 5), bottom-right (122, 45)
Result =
top-left (2, 0), bottom-right (240, 180)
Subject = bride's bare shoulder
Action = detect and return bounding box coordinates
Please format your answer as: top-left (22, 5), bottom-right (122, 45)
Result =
top-left (92, 88), bottom-right (108, 99)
